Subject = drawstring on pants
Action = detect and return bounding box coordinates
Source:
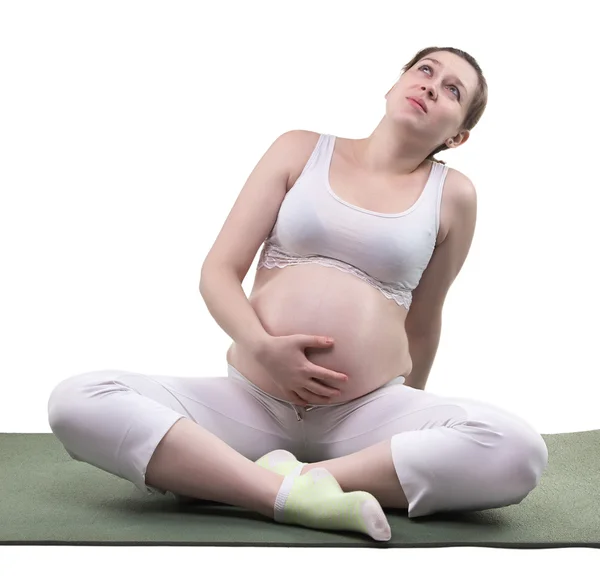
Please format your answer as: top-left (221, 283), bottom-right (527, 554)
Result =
top-left (290, 403), bottom-right (315, 421)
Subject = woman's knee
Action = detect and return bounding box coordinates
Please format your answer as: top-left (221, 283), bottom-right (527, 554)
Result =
top-left (467, 415), bottom-right (549, 509)
top-left (457, 399), bottom-right (549, 491)
top-left (501, 427), bottom-right (549, 492)
top-left (47, 369), bottom-right (124, 431)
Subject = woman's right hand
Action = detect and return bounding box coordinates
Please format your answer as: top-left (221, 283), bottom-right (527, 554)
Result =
top-left (255, 334), bottom-right (349, 405)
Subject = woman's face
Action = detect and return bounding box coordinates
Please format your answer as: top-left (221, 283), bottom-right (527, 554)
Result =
top-left (386, 51), bottom-right (479, 143)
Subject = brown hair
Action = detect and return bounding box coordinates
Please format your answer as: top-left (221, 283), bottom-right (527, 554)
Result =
top-left (400, 46), bottom-right (488, 165)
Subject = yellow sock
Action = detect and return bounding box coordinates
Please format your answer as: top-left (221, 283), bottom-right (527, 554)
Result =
top-left (274, 467), bottom-right (391, 541)
top-left (256, 449), bottom-right (305, 476)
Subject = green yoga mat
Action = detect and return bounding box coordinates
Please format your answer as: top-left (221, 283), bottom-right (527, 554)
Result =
top-left (1, 431), bottom-right (599, 548)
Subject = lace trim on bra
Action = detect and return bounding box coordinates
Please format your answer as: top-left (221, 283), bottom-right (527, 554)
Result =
top-left (257, 240), bottom-right (412, 309)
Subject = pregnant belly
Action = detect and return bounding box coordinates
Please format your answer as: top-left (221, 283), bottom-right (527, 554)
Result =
top-left (226, 264), bottom-right (413, 404)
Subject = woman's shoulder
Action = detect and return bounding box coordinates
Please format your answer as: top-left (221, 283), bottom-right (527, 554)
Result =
top-left (443, 168), bottom-right (477, 234)
top-left (282, 129), bottom-right (323, 145)
top-left (444, 167), bottom-right (476, 197)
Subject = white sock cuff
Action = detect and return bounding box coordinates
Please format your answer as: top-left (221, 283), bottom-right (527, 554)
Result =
top-left (273, 473), bottom-right (296, 523)
top-left (291, 462), bottom-right (306, 476)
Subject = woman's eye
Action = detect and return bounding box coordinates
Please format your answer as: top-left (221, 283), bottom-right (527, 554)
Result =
top-left (418, 65), bottom-right (460, 98)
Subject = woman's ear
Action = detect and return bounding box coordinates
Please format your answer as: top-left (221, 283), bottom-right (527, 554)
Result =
top-left (454, 130), bottom-right (471, 147)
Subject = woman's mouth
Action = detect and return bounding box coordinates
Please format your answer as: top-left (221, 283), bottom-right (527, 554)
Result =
top-left (407, 98), bottom-right (426, 113)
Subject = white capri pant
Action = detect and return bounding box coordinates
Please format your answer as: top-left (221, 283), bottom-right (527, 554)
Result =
top-left (47, 363), bottom-right (549, 519)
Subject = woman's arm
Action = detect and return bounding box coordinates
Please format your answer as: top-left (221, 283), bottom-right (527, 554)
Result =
top-left (200, 267), bottom-right (271, 355)
top-left (404, 330), bottom-right (441, 390)
top-left (198, 130), bottom-right (302, 355)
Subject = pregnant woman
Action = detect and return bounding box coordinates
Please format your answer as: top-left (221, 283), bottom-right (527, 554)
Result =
top-left (48, 46), bottom-right (549, 542)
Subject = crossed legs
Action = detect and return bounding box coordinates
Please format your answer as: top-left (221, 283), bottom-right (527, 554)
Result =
top-left (49, 367), bottom-right (547, 530)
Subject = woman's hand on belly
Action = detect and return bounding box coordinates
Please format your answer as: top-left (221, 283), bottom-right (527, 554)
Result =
top-left (248, 264), bottom-right (411, 402)
top-left (255, 333), bottom-right (350, 406)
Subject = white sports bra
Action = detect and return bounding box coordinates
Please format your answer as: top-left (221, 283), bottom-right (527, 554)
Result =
top-left (257, 133), bottom-right (449, 310)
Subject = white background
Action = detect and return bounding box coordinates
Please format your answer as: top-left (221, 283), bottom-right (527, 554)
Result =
top-left (1, 0), bottom-right (598, 573)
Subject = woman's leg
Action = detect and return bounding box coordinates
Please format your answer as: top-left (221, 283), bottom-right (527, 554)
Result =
top-left (144, 417), bottom-right (283, 518)
top-left (297, 382), bottom-right (549, 518)
top-left (47, 367), bottom-right (295, 518)
top-left (303, 439), bottom-right (408, 509)
top-left (47, 366), bottom-right (393, 540)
